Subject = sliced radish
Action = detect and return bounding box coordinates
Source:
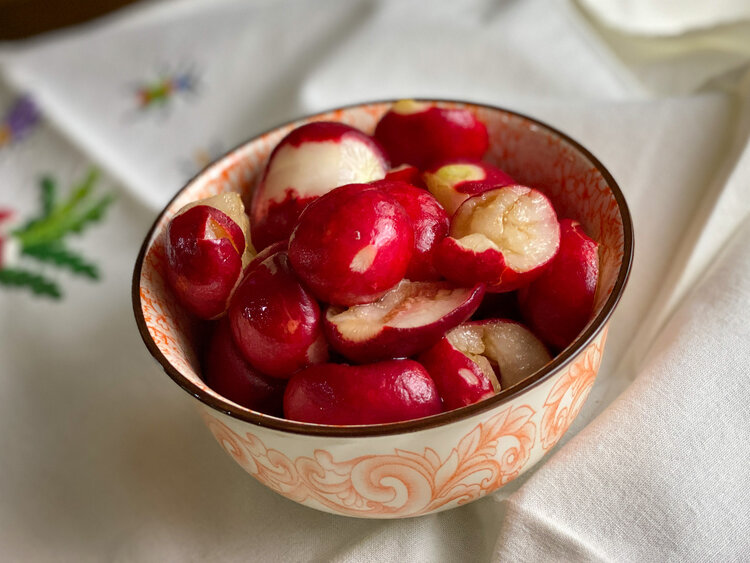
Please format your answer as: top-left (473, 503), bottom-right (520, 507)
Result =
top-left (166, 193), bottom-right (254, 320)
top-left (448, 319), bottom-right (551, 389)
top-left (436, 185), bottom-right (560, 292)
top-left (324, 279), bottom-right (485, 363)
top-left (418, 335), bottom-right (496, 410)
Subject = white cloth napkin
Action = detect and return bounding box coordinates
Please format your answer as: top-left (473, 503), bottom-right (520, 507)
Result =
top-left (578, 0), bottom-right (750, 35)
top-left (1, 1), bottom-right (749, 561)
top-left (495, 215), bottom-right (750, 561)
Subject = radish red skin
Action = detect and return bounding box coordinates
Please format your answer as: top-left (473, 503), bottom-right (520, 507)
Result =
top-left (384, 164), bottom-right (427, 188)
top-left (242, 239), bottom-right (287, 277)
top-left (284, 360), bottom-right (443, 424)
top-left (166, 205), bottom-right (245, 319)
top-left (518, 219), bottom-right (599, 351)
top-left (250, 122), bottom-right (388, 250)
top-left (374, 102), bottom-right (489, 169)
top-left (229, 250), bottom-right (328, 378)
top-left (424, 158), bottom-right (514, 193)
top-left (418, 337), bottom-right (495, 410)
top-left (370, 179), bottom-right (449, 281)
top-left (436, 236), bottom-right (550, 293)
top-left (204, 319), bottom-right (286, 416)
top-left (323, 281), bottom-right (485, 364)
top-left (288, 183), bottom-right (414, 306)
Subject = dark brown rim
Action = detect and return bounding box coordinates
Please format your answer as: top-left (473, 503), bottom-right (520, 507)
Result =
top-left (132, 98), bottom-right (634, 438)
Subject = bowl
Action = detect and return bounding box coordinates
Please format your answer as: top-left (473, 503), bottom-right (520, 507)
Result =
top-left (132, 100), bottom-right (633, 519)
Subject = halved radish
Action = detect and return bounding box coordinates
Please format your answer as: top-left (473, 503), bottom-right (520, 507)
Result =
top-left (422, 158), bottom-right (515, 215)
top-left (166, 193), bottom-right (254, 320)
top-left (419, 319), bottom-right (551, 407)
top-left (324, 279), bottom-right (485, 363)
top-left (250, 121), bottom-right (388, 249)
top-left (417, 334), bottom-right (497, 410)
top-left (436, 185), bottom-right (560, 292)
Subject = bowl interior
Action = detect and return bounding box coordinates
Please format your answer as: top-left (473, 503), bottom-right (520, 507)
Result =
top-left (135, 100), bottom-right (630, 432)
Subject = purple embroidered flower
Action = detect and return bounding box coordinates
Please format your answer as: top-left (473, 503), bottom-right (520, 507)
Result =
top-left (0, 95), bottom-right (41, 147)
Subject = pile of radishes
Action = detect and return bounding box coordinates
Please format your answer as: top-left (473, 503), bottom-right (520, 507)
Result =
top-left (164, 100), bottom-right (599, 425)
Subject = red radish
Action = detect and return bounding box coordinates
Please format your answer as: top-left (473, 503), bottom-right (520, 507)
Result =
top-left (242, 239), bottom-right (287, 277)
top-left (288, 183), bottom-right (414, 306)
top-left (420, 319), bottom-right (550, 403)
top-left (518, 219), bottom-right (599, 351)
top-left (250, 122), bottom-right (388, 249)
top-left (324, 279), bottom-right (485, 363)
top-left (384, 164), bottom-right (426, 188)
top-left (436, 186), bottom-right (560, 292)
top-left (204, 319), bottom-right (286, 416)
top-left (370, 179), bottom-right (449, 281)
top-left (374, 100), bottom-right (489, 169)
top-left (422, 158), bottom-right (515, 215)
top-left (228, 250), bottom-right (328, 378)
top-left (418, 335), bottom-right (497, 410)
top-left (284, 359), bottom-right (442, 424)
top-left (166, 193), bottom-right (253, 319)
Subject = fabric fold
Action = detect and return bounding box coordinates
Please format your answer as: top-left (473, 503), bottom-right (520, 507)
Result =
top-left (495, 217), bottom-right (750, 561)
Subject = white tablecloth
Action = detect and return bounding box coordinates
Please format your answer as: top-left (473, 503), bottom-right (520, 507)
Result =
top-left (0, 1), bottom-right (748, 560)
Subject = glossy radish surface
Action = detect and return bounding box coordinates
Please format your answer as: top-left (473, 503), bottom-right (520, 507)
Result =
top-left (418, 335), bottom-right (497, 410)
top-left (370, 179), bottom-right (449, 281)
top-left (374, 100), bottom-right (488, 169)
top-left (519, 218), bottom-right (599, 351)
top-left (288, 183), bottom-right (414, 306)
top-left (229, 250), bottom-right (328, 378)
top-left (204, 319), bottom-right (286, 416)
top-left (284, 359), bottom-right (442, 424)
top-left (166, 194), bottom-right (252, 319)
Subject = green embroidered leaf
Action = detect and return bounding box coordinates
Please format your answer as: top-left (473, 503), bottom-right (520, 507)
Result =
top-left (22, 243), bottom-right (99, 279)
top-left (15, 176), bottom-right (59, 232)
top-left (55, 169), bottom-right (98, 217)
top-left (66, 194), bottom-right (116, 236)
top-left (41, 176), bottom-right (57, 217)
top-left (14, 170), bottom-right (115, 248)
top-left (0, 268), bottom-right (61, 298)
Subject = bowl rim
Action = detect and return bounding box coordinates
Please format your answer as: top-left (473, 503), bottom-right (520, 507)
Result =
top-left (132, 98), bottom-right (634, 438)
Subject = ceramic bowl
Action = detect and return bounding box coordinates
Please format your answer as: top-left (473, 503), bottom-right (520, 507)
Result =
top-left (132, 100), bottom-right (633, 519)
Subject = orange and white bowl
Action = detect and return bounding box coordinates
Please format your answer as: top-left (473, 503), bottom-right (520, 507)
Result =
top-left (132, 100), bottom-right (633, 519)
